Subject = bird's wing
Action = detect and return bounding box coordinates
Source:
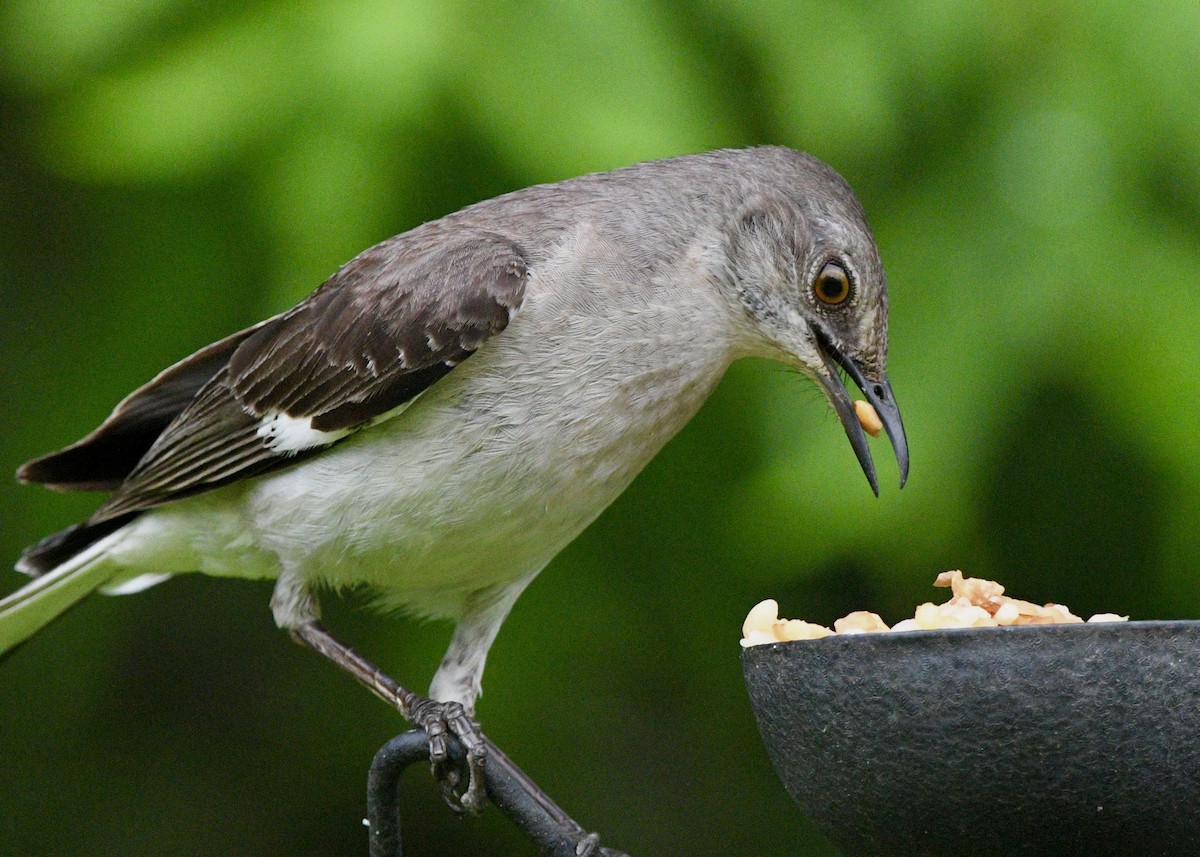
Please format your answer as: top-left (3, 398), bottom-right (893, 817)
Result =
top-left (16, 322), bottom-right (273, 492)
top-left (89, 228), bottom-right (528, 523)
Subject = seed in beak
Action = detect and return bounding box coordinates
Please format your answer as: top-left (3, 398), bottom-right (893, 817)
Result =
top-left (854, 400), bottom-right (883, 438)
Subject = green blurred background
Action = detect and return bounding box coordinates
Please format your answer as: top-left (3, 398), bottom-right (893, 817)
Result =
top-left (1, 1), bottom-right (1197, 854)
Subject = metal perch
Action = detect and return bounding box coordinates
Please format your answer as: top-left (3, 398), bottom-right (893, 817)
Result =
top-left (367, 729), bottom-right (632, 857)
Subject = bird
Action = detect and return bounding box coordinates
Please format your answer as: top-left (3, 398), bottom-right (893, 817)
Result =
top-left (1, 146), bottom-right (907, 812)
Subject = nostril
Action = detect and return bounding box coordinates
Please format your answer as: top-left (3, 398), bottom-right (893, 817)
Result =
top-left (873, 384), bottom-right (884, 399)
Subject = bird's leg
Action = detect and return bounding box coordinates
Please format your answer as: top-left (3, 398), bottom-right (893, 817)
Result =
top-left (269, 573), bottom-right (486, 812)
top-left (426, 572), bottom-right (538, 812)
top-left (292, 620), bottom-right (488, 813)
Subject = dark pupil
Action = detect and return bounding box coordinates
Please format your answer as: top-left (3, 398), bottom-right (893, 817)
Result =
top-left (820, 274), bottom-right (845, 300)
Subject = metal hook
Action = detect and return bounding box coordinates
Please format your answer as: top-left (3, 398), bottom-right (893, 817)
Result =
top-left (367, 729), bottom-right (632, 857)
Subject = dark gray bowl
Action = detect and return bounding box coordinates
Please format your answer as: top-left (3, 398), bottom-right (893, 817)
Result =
top-left (742, 621), bottom-right (1200, 856)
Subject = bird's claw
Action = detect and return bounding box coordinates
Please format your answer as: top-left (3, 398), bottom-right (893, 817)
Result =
top-left (407, 696), bottom-right (488, 814)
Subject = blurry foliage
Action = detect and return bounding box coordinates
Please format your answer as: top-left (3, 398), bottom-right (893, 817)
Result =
top-left (1, 1), bottom-right (1197, 855)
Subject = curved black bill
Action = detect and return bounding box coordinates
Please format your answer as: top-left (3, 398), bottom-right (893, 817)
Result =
top-left (812, 329), bottom-right (910, 497)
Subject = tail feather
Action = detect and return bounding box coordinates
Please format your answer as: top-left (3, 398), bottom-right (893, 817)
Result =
top-left (16, 516), bottom-right (134, 577)
top-left (1, 537), bottom-right (119, 657)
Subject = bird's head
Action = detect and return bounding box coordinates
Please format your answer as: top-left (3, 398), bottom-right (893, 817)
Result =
top-left (723, 157), bottom-right (909, 495)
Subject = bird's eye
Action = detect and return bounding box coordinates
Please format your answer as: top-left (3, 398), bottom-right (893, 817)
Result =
top-left (814, 262), bottom-right (851, 306)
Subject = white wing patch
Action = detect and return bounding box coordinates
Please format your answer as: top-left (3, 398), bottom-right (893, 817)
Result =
top-left (257, 412), bottom-right (352, 454)
top-left (256, 392), bottom-right (431, 454)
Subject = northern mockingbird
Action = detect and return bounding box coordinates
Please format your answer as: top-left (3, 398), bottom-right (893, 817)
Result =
top-left (2, 146), bottom-right (907, 810)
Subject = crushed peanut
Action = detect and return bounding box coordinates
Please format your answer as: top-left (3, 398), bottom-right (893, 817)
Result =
top-left (741, 571), bottom-right (1129, 647)
top-left (834, 611), bottom-right (889, 634)
top-left (741, 598), bottom-right (833, 643)
top-left (1087, 613), bottom-right (1128, 624)
top-left (853, 400), bottom-right (883, 437)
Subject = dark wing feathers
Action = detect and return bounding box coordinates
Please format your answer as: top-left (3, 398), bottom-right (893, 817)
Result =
top-left (310, 362), bottom-right (455, 432)
top-left (16, 322), bottom-right (271, 491)
top-left (227, 230), bottom-right (526, 429)
top-left (90, 376), bottom-right (273, 521)
top-left (24, 228), bottom-right (529, 536)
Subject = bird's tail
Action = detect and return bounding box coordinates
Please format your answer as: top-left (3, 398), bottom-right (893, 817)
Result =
top-left (0, 536), bottom-right (119, 657)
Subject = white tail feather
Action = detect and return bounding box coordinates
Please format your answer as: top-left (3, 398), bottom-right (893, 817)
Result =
top-left (101, 573), bottom-right (171, 596)
top-left (1, 534), bottom-right (121, 656)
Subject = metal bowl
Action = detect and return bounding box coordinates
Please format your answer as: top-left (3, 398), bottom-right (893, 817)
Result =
top-left (742, 621), bottom-right (1200, 856)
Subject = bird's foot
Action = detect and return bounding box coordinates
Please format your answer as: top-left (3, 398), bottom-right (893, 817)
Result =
top-left (406, 695), bottom-right (488, 814)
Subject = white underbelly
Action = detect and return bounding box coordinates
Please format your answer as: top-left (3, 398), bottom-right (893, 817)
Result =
top-left (241, 354), bottom-right (721, 615)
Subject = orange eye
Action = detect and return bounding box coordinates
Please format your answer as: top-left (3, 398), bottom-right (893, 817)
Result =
top-left (814, 262), bottom-right (851, 305)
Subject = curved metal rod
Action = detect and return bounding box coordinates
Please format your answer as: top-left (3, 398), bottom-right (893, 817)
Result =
top-left (367, 729), bottom-right (632, 857)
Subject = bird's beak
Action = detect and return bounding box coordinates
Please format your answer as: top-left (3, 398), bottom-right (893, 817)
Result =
top-left (811, 328), bottom-right (909, 496)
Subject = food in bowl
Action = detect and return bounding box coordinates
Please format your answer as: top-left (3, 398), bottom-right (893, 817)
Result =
top-left (741, 571), bottom-right (1129, 647)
